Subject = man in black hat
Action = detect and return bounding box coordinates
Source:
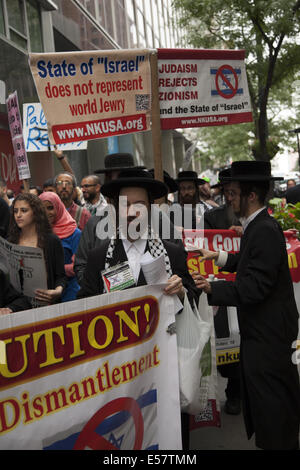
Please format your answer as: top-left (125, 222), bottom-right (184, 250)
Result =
top-left (77, 169), bottom-right (200, 450)
top-left (171, 171), bottom-right (208, 230)
top-left (193, 161), bottom-right (300, 450)
top-left (74, 154), bottom-right (145, 284)
top-left (94, 152), bottom-right (145, 183)
top-left (77, 169), bottom-right (198, 306)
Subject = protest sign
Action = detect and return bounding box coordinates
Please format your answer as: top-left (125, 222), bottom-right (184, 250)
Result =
top-left (0, 129), bottom-right (22, 194)
top-left (0, 285), bottom-right (182, 450)
top-left (23, 103), bottom-right (87, 152)
top-left (0, 236), bottom-right (47, 301)
top-left (5, 91), bottom-right (31, 181)
top-left (29, 50), bottom-right (152, 145)
top-left (158, 49), bottom-right (253, 130)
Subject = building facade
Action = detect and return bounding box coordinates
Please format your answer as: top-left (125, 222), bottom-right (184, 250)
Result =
top-left (0, 0), bottom-right (196, 191)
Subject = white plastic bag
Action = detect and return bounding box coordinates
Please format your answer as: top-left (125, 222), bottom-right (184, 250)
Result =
top-left (176, 293), bottom-right (212, 415)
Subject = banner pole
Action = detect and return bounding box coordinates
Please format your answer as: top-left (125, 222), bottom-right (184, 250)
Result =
top-left (150, 51), bottom-right (163, 184)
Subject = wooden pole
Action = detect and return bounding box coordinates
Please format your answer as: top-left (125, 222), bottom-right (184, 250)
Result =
top-left (150, 51), bottom-right (163, 184)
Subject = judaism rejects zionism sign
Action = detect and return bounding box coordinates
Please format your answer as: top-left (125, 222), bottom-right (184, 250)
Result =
top-left (29, 50), bottom-right (152, 145)
top-left (0, 285), bottom-right (182, 450)
top-left (158, 49), bottom-right (253, 129)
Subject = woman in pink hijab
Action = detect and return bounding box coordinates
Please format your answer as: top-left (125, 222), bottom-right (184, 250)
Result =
top-left (40, 192), bottom-right (81, 302)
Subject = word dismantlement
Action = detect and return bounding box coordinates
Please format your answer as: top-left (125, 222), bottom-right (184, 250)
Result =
top-left (37, 55), bottom-right (146, 79)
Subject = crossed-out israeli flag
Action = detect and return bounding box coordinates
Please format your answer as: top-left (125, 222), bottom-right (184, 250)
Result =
top-left (210, 67), bottom-right (243, 96)
top-left (43, 388), bottom-right (158, 450)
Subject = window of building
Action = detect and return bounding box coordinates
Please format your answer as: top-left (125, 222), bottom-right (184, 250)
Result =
top-left (0, 0), bottom-right (5, 35)
top-left (0, 0), bottom-right (43, 51)
top-left (6, 0), bottom-right (27, 49)
top-left (26, 0), bottom-right (43, 51)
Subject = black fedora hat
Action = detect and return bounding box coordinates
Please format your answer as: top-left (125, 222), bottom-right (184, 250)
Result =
top-left (94, 153), bottom-right (145, 174)
top-left (101, 168), bottom-right (168, 200)
top-left (222, 161), bottom-right (283, 182)
top-left (176, 170), bottom-right (206, 185)
top-left (148, 169), bottom-right (178, 193)
top-left (211, 168), bottom-right (231, 188)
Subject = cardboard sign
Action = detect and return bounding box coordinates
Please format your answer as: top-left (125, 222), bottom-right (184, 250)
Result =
top-left (158, 49), bottom-right (252, 129)
top-left (29, 50), bottom-right (152, 145)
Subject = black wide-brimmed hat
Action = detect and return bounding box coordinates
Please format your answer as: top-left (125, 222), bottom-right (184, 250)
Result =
top-left (211, 168), bottom-right (231, 188)
top-left (148, 169), bottom-right (178, 193)
top-left (101, 168), bottom-right (168, 199)
top-left (222, 161), bottom-right (283, 182)
top-left (94, 153), bottom-right (145, 174)
top-left (176, 170), bottom-right (206, 185)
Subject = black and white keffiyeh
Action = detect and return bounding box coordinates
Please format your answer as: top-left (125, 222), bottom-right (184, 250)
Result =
top-left (103, 227), bottom-right (173, 293)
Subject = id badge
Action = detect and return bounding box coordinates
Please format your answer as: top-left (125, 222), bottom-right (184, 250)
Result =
top-left (101, 261), bottom-right (136, 293)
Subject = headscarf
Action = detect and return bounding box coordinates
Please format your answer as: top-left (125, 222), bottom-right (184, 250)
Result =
top-left (39, 191), bottom-right (77, 239)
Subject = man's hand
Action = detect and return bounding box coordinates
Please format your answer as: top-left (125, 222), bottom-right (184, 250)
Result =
top-left (0, 308), bottom-right (13, 315)
top-left (164, 275), bottom-right (185, 300)
top-left (191, 273), bottom-right (212, 294)
top-left (186, 246), bottom-right (219, 261)
top-left (229, 225), bottom-right (243, 236)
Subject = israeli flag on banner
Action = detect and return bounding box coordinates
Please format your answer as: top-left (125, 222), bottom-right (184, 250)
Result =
top-left (43, 388), bottom-right (158, 450)
top-left (210, 67), bottom-right (243, 96)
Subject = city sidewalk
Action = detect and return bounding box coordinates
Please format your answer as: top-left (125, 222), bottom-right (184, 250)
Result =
top-left (190, 375), bottom-right (256, 450)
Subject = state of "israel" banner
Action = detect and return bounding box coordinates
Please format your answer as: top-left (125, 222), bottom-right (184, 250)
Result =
top-left (0, 286), bottom-right (182, 450)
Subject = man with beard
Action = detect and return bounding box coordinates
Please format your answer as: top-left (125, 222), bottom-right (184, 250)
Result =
top-left (192, 161), bottom-right (300, 450)
top-left (77, 168), bottom-right (200, 450)
top-left (80, 174), bottom-right (107, 216)
top-left (172, 171), bottom-right (208, 230)
top-left (54, 172), bottom-right (91, 231)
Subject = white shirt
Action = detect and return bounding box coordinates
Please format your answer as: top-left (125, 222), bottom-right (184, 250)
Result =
top-left (216, 206), bottom-right (266, 267)
top-left (122, 237), bottom-right (147, 282)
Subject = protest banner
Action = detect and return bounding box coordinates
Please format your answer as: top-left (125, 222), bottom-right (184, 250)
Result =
top-left (0, 236), bottom-right (47, 302)
top-left (6, 91), bottom-right (31, 185)
top-left (157, 49), bottom-right (253, 130)
top-left (0, 285), bottom-right (182, 450)
top-left (0, 129), bottom-right (22, 194)
top-left (29, 50), bottom-right (152, 145)
top-left (23, 103), bottom-right (87, 152)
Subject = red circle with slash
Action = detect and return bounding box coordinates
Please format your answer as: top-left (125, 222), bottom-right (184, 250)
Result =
top-left (215, 64), bottom-right (238, 99)
top-left (73, 397), bottom-right (144, 450)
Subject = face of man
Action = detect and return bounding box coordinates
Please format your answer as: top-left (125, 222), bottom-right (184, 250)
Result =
top-left (178, 181), bottom-right (198, 205)
top-left (227, 181), bottom-right (249, 218)
top-left (81, 176), bottom-right (100, 204)
top-left (119, 186), bottom-right (150, 241)
top-left (55, 174), bottom-right (74, 206)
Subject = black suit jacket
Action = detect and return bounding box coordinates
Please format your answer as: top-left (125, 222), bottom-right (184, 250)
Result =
top-left (208, 209), bottom-right (300, 449)
top-left (0, 270), bottom-right (31, 312)
top-left (77, 238), bottom-right (199, 307)
top-left (204, 204), bottom-right (241, 230)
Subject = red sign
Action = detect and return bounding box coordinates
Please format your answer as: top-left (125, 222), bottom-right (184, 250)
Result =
top-left (0, 129), bottom-right (21, 193)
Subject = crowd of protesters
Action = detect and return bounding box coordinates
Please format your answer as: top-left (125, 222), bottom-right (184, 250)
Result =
top-left (0, 152), bottom-right (299, 450)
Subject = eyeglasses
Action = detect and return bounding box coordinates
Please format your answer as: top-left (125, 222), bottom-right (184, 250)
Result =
top-left (81, 184), bottom-right (97, 189)
top-left (56, 180), bottom-right (73, 187)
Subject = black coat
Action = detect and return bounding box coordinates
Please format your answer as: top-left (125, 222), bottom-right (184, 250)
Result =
top-left (204, 204), bottom-right (241, 230)
top-left (0, 270), bottom-right (31, 312)
top-left (77, 238), bottom-right (199, 308)
top-left (208, 209), bottom-right (300, 449)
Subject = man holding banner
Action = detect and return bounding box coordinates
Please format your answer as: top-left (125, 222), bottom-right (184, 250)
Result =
top-left (193, 161), bottom-right (300, 450)
top-left (77, 168), bottom-right (200, 449)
